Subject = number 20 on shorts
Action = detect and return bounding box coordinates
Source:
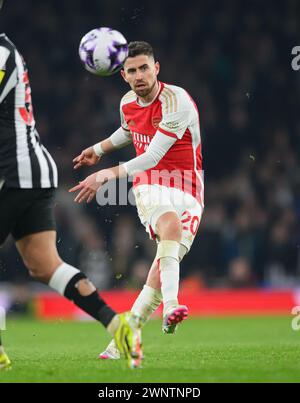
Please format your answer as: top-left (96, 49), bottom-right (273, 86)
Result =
top-left (181, 210), bottom-right (200, 236)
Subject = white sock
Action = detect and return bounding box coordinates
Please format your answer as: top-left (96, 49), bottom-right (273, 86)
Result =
top-left (131, 285), bottom-right (162, 325)
top-left (49, 262), bottom-right (80, 295)
top-left (160, 257), bottom-right (180, 314)
top-left (156, 240), bottom-right (180, 314)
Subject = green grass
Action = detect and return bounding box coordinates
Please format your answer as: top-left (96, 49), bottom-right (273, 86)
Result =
top-left (1, 316), bottom-right (300, 382)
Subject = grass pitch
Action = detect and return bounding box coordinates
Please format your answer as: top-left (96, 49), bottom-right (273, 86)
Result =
top-left (1, 316), bottom-right (300, 382)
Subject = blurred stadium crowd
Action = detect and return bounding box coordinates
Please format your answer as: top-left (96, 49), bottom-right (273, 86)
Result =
top-left (1, 0), bottom-right (300, 294)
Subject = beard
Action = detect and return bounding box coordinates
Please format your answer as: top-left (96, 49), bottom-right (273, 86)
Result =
top-left (134, 80), bottom-right (157, 98)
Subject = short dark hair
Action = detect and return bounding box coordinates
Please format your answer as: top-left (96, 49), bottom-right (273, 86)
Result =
top-left (127, 41), bottom-right (154, 59)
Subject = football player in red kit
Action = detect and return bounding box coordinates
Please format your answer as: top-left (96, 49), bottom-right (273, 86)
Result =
top-left (71, 41), bottom-right (204, 360)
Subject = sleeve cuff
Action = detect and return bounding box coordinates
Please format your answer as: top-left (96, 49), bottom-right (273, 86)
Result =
top-left (93, 142), bottom-right (105, 157)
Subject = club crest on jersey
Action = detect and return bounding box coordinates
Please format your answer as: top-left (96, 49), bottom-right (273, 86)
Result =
top-left (152, 116), bottom-right (162, 129)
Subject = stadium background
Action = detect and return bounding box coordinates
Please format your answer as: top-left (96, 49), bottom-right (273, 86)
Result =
top-left (1, 0), bottom-right (300, 317)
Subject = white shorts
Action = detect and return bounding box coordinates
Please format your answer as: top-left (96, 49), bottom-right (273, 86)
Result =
top-left (133, 184), bottom-right (203, 252)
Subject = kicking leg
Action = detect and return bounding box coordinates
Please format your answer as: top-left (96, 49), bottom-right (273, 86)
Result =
top-left (16, 230), bottom-right (142, 368)
top-left (99, 259), bottom-right (162, 360)
top-left (100, 243), bottom-right (188, 359)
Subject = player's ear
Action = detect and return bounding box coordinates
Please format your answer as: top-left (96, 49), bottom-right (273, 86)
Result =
top-left (120, 69), bottom-right (128, 83)
top-left (154, 61), bottom-right (160, 77)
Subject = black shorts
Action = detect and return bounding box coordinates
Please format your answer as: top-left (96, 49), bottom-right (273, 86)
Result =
top-left (0, 185), bottom-right (56, 245)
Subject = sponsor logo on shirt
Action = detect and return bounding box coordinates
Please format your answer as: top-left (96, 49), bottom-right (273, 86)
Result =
top-left (161, 120), bottom-right (180, 130)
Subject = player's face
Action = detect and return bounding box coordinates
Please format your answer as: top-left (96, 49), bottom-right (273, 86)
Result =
top-left (121, 55), bottom-right (160, 98)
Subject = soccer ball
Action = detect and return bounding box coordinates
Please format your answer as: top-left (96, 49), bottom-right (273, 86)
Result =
top-left (79, 27), bottom-right (128, 76)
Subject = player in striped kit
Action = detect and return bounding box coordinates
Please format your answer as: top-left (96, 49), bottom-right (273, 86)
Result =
top-left (71, 41), bottom-right (204, 359)
top-left (0, 0), bottom-right (142, 370)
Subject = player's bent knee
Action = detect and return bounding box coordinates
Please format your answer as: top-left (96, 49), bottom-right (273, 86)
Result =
top-left (26, 261), bottom-right (56, 283)
top-left (27, 267), bottom-right (51, 283)
top-left (156, 213), bottom-right (182, 241)
top-left (23, 253), bottom-right (61, 283)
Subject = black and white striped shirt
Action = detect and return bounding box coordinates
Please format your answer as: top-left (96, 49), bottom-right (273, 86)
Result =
top-left (0, 34), bottom-right (58, 188)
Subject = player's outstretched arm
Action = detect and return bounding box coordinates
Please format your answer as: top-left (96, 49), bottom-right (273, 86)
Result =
top-left (69, 165), bottom-right (127, 203)
top-left (73, 126), bottom-right (132, 170)
top-left (69, 131), bottom-right (176, 204)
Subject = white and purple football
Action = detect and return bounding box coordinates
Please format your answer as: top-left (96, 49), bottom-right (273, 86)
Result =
top-left (79, 27), bottom-right (128, 76)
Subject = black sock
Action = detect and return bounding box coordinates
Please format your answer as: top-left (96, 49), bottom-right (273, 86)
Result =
top-left (64, 273), bottom-right (116, 327)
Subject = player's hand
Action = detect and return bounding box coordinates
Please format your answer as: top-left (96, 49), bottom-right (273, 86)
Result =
top-left (69, 170), bottom-right (112, 203)
top-left (73, 146), bottom-right (100, 169)
top-left (69, 172), bottom-right (101, 203)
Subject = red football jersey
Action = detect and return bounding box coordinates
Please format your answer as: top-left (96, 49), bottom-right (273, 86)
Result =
top-left (120, 81), bottom-right (204, 206)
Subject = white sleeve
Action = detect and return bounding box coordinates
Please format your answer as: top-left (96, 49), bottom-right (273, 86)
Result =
top-left (123, 131), bottom-right (176, 176)
top-left (158, 87), bottom-right (192, 139)
top-left (109, 126), bottom-right (132, 148)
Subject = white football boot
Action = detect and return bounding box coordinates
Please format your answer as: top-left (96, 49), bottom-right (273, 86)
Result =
top-left (99, 339), bottom-right (120, 360)
top-left (162, 305), bottom-right (188, 334)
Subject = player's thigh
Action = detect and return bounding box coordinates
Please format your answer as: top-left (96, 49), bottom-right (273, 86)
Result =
top-left (12, 188), bottom-right (57, 242)
top-left (133, 185), bottom-right (178, 240)
top-left (0, 185), bottom-right (30, 246)
top-left (13, 188), bottom-right (60, 272)
top-left (16, 230), bottom-right (61, 274)
top-left (169, 188), bottom-right (203, 253)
